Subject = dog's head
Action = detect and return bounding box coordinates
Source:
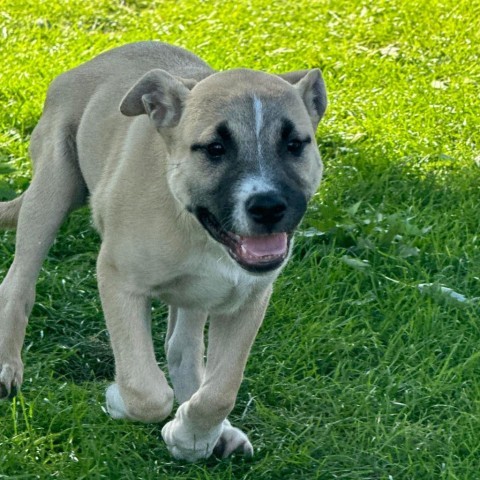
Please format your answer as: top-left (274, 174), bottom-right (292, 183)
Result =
top-left (120, 67), bottom-right (327, 273)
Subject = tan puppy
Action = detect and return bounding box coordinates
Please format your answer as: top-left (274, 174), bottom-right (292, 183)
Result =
top-left (0, 42), bottom-right (327, 461)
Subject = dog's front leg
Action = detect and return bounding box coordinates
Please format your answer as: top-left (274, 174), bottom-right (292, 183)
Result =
top-left (162, 286), bottom-right (272, 461)
top-left (97, 249), bottom-right (174, 423)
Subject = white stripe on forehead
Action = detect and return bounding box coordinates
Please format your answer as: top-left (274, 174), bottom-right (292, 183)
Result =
top-left (253, 95), bottom-right (263, 139)
top-left (253, 95), bottom-right (265, 175)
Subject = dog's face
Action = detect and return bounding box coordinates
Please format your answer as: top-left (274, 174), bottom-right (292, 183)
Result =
top-left (120, 68), bottom-right (327, 273)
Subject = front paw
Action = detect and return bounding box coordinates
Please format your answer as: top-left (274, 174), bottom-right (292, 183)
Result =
top-left (213, 419), bottom-right (253, 459)
top-left (161, 403), bottom-right (223, 462)
top-left (0, 357), bottom-right (23, 400)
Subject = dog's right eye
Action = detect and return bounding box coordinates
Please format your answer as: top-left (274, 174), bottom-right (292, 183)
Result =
top-left (287, 139), bottom-right (303, 154)
top-left (205, 142), bottom-right (226, 159)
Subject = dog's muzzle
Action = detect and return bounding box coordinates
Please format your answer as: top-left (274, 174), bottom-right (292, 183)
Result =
top-left (195, 206), bottom-right (290, 273)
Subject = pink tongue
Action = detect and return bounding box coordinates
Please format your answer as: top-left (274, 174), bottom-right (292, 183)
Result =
top-left (240, 233), bottom-right (288, 257)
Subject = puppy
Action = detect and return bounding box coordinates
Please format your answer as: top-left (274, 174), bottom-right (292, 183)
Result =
top-left (0, 42), bottom-right (327, 461)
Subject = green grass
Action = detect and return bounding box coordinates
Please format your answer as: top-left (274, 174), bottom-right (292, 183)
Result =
top-left (1, 0), bottom-right (480, 478)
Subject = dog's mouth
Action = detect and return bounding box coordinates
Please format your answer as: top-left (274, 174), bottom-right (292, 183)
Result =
top-left (195, 208), bottom-right (290, 273)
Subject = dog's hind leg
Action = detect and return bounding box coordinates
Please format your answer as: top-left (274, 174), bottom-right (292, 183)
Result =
top-left (0, 194), bottom-right (24, 229)
top-left (165, 307), bottom-right (207, 404)
top-left (0, 125), bottom-right (87, 399)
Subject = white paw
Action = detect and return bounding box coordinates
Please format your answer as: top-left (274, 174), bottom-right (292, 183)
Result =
top-left (161, 402), bottom-right (223, 462)
top-left (105, 383), bottom-right (129, 419)
top-left (213, 419), bottom-right (254, 459)
top-left (0, 357), bottom-right (23, 400)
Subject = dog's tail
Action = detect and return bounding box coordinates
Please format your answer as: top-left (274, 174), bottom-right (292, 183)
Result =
top-left (0, 194), bottom-right (24, 230)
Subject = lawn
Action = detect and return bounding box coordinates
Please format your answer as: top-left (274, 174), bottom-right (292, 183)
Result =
top-left (1, 0), bottom-right (479, 478)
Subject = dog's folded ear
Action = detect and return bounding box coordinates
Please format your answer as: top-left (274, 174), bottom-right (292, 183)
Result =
top-left (120, 69), bottom-right (196, 129)
top-left (279, 69), bottom-right (327, 129)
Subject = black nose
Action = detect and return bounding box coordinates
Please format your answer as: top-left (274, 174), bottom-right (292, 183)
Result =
top-left (246, 192), bottom-right (287, 225)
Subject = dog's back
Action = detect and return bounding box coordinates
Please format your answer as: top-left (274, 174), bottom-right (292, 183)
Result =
top-left (29, 42), bottom-right (214, 187)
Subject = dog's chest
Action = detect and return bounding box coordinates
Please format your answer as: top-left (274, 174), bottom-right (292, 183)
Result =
top-left (150, 254), bottom-right (268, 313)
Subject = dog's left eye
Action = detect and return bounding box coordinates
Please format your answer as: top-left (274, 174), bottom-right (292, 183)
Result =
top-left (206, 142), bottom-right (226, 159)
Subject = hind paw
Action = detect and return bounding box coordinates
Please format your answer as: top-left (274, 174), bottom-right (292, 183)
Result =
top-left (0, 358), bottom-right (23, 400)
